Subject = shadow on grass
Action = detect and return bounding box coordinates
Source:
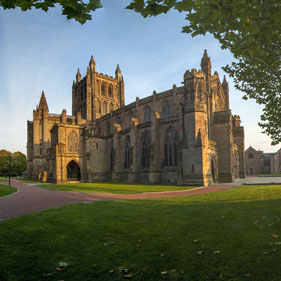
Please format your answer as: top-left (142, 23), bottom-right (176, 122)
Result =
top-left (39, 182), bottom-right (197, 194)
top-left (1, 185), bottom-right (281, 280)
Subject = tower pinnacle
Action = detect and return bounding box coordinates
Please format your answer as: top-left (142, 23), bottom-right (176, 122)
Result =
top-left (89, 55), bottom-right (95, 71)
top-left (200, 49), bottom-right (212, 79)
top-left (38, 90), bottom-right (49, 111)
top-left (115, 64), bottom-right (121, 80)
top-left (76, 68), bottom-right (81, 83)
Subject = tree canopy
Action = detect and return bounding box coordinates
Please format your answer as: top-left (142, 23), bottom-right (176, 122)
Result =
top-left (0, 150), bottom-right (26, 176)
top-left (127, 0), bottom-right (281, 144)
top-left (1, 0), bottom-right (280, 143)
top-left (0, 0), bottom-right (102, 24)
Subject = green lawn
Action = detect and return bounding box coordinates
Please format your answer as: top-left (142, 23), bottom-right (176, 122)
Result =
top-left (259, 174), bottom-right (281, 177)
top-left (19, 179), bottom-right (40, 183)
top-left (0, 177), bottom-right (7, 182)
top-left (0, 184), bottom-right (17, 197)
top-left (1, 185), bottom-right (281, 280)
top-left (39, 182), bottom-right (198, 194)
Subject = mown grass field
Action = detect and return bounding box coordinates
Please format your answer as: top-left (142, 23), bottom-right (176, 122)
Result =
top-left (0, 177), bottom-right (7, 182)
top-left (39, 182), bottom-right (197, 194)
top-left (1, 185), bottom-right (281, 280)
top-left (259, 174), bottom-right (281, 177)
top-left (0, 184), bottom-right (17, 197)
top-left (19, 179), bottom-right (40, 183)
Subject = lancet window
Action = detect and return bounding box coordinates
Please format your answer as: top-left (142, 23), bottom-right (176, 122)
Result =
top-left (162, 102), bottom-right (171, 119)
top-left (101, 83), bottom-right (106, 96)
top-left (144, 106), bottom-right (151, 123)
top-left (106, 121), bottom-right (111, 135)
top-left (124, 135), bottom-right (130, 169)
top-left (142, 131), bottom-right (151, 168)
top-left (108, 85), bottom-right (113, 97)
top-left (164, 128), bottom-right (178, 167)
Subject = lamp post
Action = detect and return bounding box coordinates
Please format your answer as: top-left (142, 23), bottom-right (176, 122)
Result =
top-left (8, 153), bottom-right (11, 186)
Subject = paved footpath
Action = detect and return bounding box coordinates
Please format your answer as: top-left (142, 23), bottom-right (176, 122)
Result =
top-left (2, 177), bottom-right (281, 220)
top-left (0, 180), bottom-right (235, 220)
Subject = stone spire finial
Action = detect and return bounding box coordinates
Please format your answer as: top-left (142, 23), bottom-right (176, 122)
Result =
top-left (200, 49), bottom-right (211, 79)
top-left (89, 55), bottom-right (95, 71)
top-left (38, 90), bottom-right (49, 111)
top-left (222, 75), bottom-right (229, 109)
top-left (115, 64), bottom-right (121, 80)
top-left (76, 68), bottom-right (81, 83)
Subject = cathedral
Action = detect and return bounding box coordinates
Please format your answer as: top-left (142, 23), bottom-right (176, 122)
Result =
top-left (27, 50), bottom-right (245, 186)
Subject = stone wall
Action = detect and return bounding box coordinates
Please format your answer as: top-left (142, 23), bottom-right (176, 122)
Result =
top-left (27, 51), bottom-right (245, 186)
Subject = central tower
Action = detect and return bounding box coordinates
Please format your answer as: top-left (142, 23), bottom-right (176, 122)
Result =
top-left (72, 56), bottom-right (125, 121)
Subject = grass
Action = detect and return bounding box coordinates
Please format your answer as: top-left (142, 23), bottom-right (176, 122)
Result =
top-left (19, 179), bottom-right (40, 183)
top-left (0, 177), bottom-right (7, 182)
top-left (1, 185), bottom-right (281, 280)
top-left (0, 184), bottom-right (17, 197)
top-left (38, 182), bottom-right (197, 194)
top-left (259, 174), bottom-right (281, 177)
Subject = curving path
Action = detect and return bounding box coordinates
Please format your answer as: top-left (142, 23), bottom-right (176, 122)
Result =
top-left (0, 179), bottom-right (236, 220)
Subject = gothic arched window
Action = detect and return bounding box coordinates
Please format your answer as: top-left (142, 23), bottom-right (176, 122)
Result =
top-left (162, 102), bottom-right (171, 119)
top-left (142, 131), bottom-right (151, 168)
top-left (144, 106), bottom-right (151, 123)
top-left (97, 101), bottom-right (101, 114)
top-left (68, 131), bottom-right (78, 153)
top-left (124, 135), bottom-right (130, 169)
top-left (110, 146), bottom-right (114, 170)
top-left (115, 116), bottom-right (122, 125)
top-left (106, 121), bottom-right (111, 135)
top-left (164, 129), bottom-right (178, 167)
top-left (108, 85), bottom-right (113, 97)
top-left (101, 83), bottom-right (106, 96)
top-left (102, 102), bottom-right (107, 115)
top-left (249, 153), bottom-right (254, 159)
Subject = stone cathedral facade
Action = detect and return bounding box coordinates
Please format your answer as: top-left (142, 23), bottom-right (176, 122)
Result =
top-left (27, 51), bottom-right (245, 186)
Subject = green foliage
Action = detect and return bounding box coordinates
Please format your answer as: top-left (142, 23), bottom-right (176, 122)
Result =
top-left (127, 0), bottom-right (281, 144)
top-left (1, 185), bottom-right (281, 280)
top-left (39, 182), bottom-right (196, 194)
top-left (0, 150), bottom-right (11, 156)
top-left (0, 151), bottom-right (27, 176)
top-left (259, 174), bottom-right (281, 177)
top-left (0, 0), bottom-right (102, 24)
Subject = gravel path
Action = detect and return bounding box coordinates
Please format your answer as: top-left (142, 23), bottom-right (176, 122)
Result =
top-left (0, 179), bottom-right (236, 220)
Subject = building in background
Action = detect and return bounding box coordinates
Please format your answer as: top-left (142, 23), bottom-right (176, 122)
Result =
top-left (27, 51), bottom-right (245, 186)
top-left (245, 146), bottom-right (281, 175)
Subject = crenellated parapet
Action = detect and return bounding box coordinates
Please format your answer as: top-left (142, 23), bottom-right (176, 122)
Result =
top-left (184, 68), bottom-right (207, 113)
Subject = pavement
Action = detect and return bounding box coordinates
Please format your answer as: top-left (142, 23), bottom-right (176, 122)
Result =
top-left (1, 177), bottom-right (281, 221)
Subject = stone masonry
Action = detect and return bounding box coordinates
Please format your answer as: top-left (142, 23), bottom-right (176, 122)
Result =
top-left (27, 51), bottom-right (246, 186)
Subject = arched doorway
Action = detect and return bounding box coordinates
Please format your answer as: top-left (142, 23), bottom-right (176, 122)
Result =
top-left (211, 158), bottom-right (217, 183)
top-left (67, 160), bottom-right (81, 181)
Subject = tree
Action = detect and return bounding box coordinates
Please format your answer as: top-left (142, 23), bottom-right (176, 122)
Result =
top-left (11, 152), bottom-right (27, 176)
top-left (127, 0), bottom-right (281, 144)
top-left (0, 0), bottom-right (102, 24)
top-left (0, 150), bottom-right (26, 176)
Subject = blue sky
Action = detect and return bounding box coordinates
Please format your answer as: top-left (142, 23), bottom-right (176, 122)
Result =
top-left (0, 0), bottom-right (278, 154)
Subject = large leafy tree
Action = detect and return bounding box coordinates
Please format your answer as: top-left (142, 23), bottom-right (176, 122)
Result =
top-left (1, 0), bottom-right (280, 143)
top-left (0, 150), bottom-right (26, 176)
top-left (0, 0), bottom-right (102, 24)
top-left (127, 0), bottom-right (281, 144)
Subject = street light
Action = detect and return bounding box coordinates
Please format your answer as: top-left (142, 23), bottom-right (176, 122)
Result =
top-left (8, 153), bottom-right (11, 186)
